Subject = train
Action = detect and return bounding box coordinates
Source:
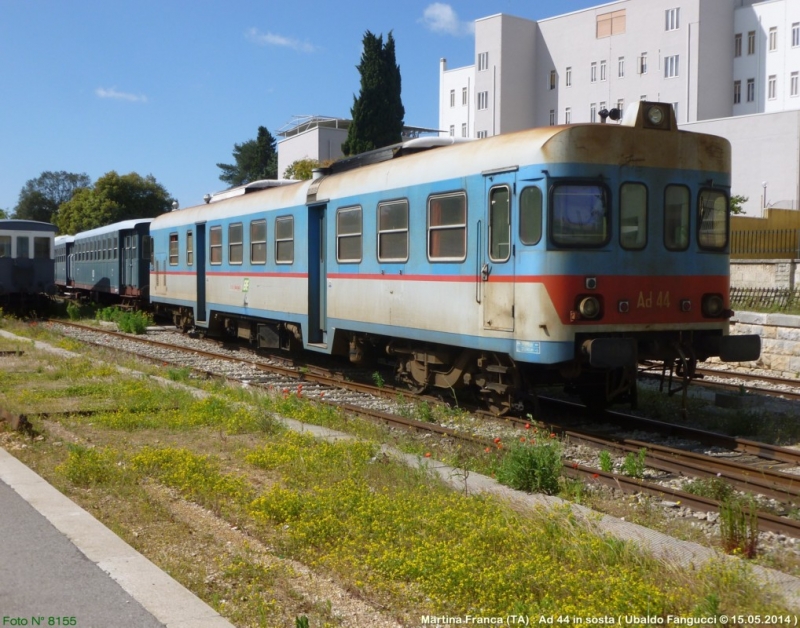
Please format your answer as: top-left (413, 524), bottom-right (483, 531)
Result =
top-left (54, 101), bottom-right (760, 412)
top-left (55, 219), bottom-right (152, 304)
top-left (0, 219), bottom-right (57, 309)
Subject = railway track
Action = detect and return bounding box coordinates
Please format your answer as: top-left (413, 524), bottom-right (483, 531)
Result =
top-left (41, 319), bottom-right (800, 540)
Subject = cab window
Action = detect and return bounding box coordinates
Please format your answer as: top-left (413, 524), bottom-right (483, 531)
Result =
top-left (620, 183), bottom-right (647, 250)
top-left (551, 184), bottom-right (609, 247)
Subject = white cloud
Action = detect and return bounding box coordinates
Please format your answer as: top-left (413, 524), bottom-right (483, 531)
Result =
top-left (420, 3), bottom-right (474, 36)
top-left (95, 87), bottom-right (148, 103)
top-left (245, 28), bottom-right (316, 53)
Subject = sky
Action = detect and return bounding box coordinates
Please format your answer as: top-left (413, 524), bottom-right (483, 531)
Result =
top-left (0, 0), bottom-right (603, 214)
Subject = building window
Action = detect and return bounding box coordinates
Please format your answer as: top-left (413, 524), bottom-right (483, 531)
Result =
top-left (748, 31), bottom-right (756, 55)
top-left (747, 78), bottom-right (755, 102)
top-left (186, 230), bottom-right (193, 266)
top-left (734, 33), bottom-right (742, 57)
top-left (449, 89), bottom-right (455, 107)
top-left (462, 87), bottom-right (468, 105)
top-left (461, 123), bottom-right (467, 137)
top-left (638, 53), bottom-right (647, 74)
top-left (618, 56), bottom-right (625, 78)
top-left (549, 69), bottom-right (556, 90)
top-left (228, 222), bottom-right (243, 265)
top-left (590, 103), bottom-right (597, 123)
top-left (793, 23), bottom-right (799, 47)
top-left (733, 80), bottom-right (741, 104)
top-left (477, 91), bottom-right (488, 110)
top-left (477, 130), bottom-right (488, 139)
top-left (664, 55), bottom-right (679, 78)
top-left (378, 200), bottom-right (409, 262)
top-left (169, 233), bottom-right (179, 265)
top-left (665, 8), bottom-right (679, 31)
top-left (565, 107), bottom-right (571, 124)
top-left (768, 75), bottom-right (777, 99)
top-left (428, 192), bottom-right (467, 261)
top-left (792, 72), bottom-right (799, 97)
top-left (566, 66), bottom-right (572, 87)
top-left (209, 226), bottom-right (222, 265)
top-left (250, 219), bottom-right (266, 264)
top-left (600, 60), bottom-right (607, 81)
top-left (449, 125), bottom-right (454, 137)
top-left (275, 216), bottom-right (294, 264)
top-left (769, 27), bottom-right (777, 51)
top-left (617, 99), bottom-right (624, 113)
top-left (549, 109), bottom-right (555, 125)
top-left (673, 102), bottom-right (679, 121)
top-left (596, 9), bottom-right (626, 38)
top-left (591, 62), bottom-right (597, 82)
top-left (478, 51), bottom-right (488, 71)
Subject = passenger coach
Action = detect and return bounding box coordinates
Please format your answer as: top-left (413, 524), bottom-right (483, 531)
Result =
top-left (0, 219), bottom-right (57, 303)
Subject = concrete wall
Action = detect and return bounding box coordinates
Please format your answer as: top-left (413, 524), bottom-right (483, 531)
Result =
top-left (732, 311), bottom-right (800, 374)
top-left (731, 259), bottom-right (800, 288)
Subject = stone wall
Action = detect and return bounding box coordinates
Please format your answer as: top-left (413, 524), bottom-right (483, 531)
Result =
top-left (730, 260), bottom-right (800, 290)
top-left (730, 312), bottom-right (800, 376)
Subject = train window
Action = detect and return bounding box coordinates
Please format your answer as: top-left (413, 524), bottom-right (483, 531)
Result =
top-left (16, 236), bottom-right (30, 259)
top-left (229, 223), bottom-right (243, 265)
top-left (250, 220), bottom-right (266, 264)
top-left (142, 235), bottom-right (151, 260)
top-left (337, 206), bottom-right (362, 263)
top-left (34, 237), bottom-right (50, 259)
top-left (519, 187), bottom-right (542, 245)
top-left (377, 200), bottom-right (408, 262)
top-left (664, 185), bottom-right (690, 251)
top-left (169, 233), bottom-right (179, 265)
top-left (0, 236), bottom-right (10, 258)
top-left (114, 236), bottom-right (118, 260)
top-left (698, 189), bottom-right (728, 250)
top-left (428, 192), bottom-right (467, 261)
top-left (209, 226), bottom-right (223, 265)
top-left (551, 184), bottom-right (609, 247)
top-left (275, 216), bottom-right (294, 264)
top-left (186, 231), bottom-right (194, 266)
top-left (489, 186), bottom-right (511, 262)
top-left (620, 183), bottom-right (647, 250)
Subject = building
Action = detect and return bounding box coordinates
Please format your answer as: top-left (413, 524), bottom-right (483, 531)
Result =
top-left (276, 116), bottom-right (440, 180)
top-left (439, 0), bottom-right (800, 215)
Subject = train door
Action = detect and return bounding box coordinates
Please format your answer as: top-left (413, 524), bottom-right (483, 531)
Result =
top-left (196, 223), bottom-right (207, 322)
top-left (481, 172), bottom-right (516, 331)
top-left (122, 233), bottom-right (133, 293)
top-left (307, 204), bottom-right (327, 344)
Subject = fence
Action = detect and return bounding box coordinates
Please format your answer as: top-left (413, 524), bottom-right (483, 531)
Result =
top-left (730, 229), bottom-right (800, 259)
top-left (730, 286), bottom-right (800, 311)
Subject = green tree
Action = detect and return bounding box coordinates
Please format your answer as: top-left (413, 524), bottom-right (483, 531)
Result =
top-left (283, 158), bottom-right (320, 180)
top-left (13, 171), bottom-right (91, 223)
top-left (730, 194), bottom-right (749, 215)
top-left (55, 171), bottom-right (173, 234)
top-left (217, 125), bottom-right (278, 187)
top-left (342, 31), bottom-right (405, 156)
top-left (0, 208), bottom-right (8, 219)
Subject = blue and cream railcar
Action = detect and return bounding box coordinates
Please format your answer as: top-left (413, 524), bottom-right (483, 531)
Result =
top-left (70, 219), bottom-right (152, 302)
top-left (0, 219), bottom-right (57, 302)
top-left (150, 102), bottom-right (760, 411)
top-left (54, 235), bottom-right (74, 289)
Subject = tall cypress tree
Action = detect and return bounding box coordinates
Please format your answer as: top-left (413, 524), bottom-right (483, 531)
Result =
top-left (342, 31), bottom-right (405, 156)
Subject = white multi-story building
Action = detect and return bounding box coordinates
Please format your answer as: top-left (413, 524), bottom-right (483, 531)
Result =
top-left (439, 0), bottom-right (800, 215)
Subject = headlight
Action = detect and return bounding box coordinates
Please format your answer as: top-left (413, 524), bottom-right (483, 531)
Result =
top-left (579, 296), bottom-right (601, 319)
top-left (702, 294), bottom-right (725, 317)
top-left (646, 105), bottom-right (664, 126)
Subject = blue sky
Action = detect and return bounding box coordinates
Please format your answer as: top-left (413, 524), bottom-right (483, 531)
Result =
top-left (0, 0), bottom-right (601, 215)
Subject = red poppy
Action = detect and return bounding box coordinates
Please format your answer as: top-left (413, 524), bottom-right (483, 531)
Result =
top-left (525, 423), bottom-right (531, 429)
top-left (493, 437), bottom-right (501, 444)
top-left (424, 452), bottom-right (431, 458)
top-left (592, 473), bottom-right (600, 479)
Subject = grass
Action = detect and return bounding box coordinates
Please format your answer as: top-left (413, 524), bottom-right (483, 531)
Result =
top-left (1, 314), bottom-right (799, 622)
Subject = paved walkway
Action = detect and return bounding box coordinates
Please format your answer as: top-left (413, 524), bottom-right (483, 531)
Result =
top-left (0, 448), bottom-right (234, 628)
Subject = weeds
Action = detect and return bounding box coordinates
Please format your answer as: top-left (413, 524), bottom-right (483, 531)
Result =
top-left (621, 448), bottom-right (647, 479)
top-left (494, 429), bottom-right (562, 495)
top-left (598, 450), bottom-right (614, 473)
top-left (719, 496), bottom-right (759, 558)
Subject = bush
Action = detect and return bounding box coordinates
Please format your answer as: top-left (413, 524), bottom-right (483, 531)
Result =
top-left (495, 430), bottom-right (563, 495)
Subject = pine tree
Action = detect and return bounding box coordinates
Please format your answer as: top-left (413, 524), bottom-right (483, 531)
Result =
top-left (217, 126), bottom-right (278, 186)
top-left (342, 31), bottom-right (405, 156)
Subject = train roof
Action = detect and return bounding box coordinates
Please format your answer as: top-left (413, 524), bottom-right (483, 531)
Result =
top-left (0, 219), bottom-right (58, 233)
top-left (73, 218), bottom-right (154, 240)
top-left (55, 235), bottom-right (75, 244)
top-left (151, 102), bottom-right (728, 230)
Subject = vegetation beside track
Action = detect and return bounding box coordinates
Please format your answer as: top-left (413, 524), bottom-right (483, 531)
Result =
top-left (0, 316), bottom-right (797, 625)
